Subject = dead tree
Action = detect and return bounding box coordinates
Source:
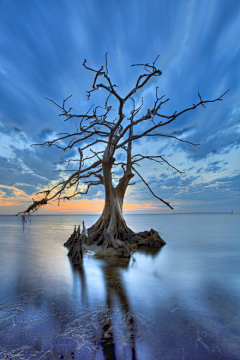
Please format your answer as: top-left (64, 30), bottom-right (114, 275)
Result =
top-left (17, 55), bottom-right (228, 258)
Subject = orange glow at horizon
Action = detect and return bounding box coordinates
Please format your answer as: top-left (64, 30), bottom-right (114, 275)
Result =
top-left (0, 196), bottom-right (172, 212)
top-left (0, 184), bottom-right (176, 213)
top-left (45, 200), bottom-right (167, 212)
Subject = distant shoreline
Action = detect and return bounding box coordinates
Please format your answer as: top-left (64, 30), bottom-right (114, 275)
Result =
top-left (0, 212), bottom-right (238, 216)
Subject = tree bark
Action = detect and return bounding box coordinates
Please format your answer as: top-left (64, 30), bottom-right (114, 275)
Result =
top-left (86, 147), bottom-right (135, 249)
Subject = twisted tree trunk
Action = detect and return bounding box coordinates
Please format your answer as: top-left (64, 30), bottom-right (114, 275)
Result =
top-left (86, 147), bottom-right (135, 248)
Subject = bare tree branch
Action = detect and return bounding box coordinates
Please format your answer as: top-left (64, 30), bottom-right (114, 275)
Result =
top-left (132, 166), bottom-right (173, 210)
top-left (62, 180), bottom-right (103, 201)
top-left (116, 90), bottom-right (229, 150)
top-left (132, 154), bottom-right (184, 174)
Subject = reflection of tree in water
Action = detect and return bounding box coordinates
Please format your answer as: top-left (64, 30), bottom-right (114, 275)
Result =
top-left (99, 264), bottom-right (137, 360)
top-left (67, 259), bottom-right (138, 359)
top-left (70, 262), bottom-right (88, 306)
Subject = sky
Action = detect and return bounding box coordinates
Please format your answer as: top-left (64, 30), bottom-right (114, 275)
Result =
top-left (0, 0), bottom-right (239, 215)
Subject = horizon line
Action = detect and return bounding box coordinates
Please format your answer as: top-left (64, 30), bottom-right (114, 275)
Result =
top-left (1, 211), bottom-right (239, 216)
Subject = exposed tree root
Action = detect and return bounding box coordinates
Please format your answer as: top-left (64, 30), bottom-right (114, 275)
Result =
top-left (64, 221), bottom-right (166, 264)
top-left (131, 229), bottom-right (166, 248)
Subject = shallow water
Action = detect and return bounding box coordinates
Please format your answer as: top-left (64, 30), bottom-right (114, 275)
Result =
top-left (0, 214), bottom-right (239, 359)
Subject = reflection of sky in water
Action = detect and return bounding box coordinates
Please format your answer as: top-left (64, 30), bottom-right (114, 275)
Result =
top-left (0, 214), bottom-right (240, 359)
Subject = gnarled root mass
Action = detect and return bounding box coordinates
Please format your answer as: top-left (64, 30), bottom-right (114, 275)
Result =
top-left (64, 221), bottom-right (166, 264)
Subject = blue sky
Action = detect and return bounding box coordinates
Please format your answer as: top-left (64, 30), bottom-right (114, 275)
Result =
top-left (0, 0), bottom-right (239, 215)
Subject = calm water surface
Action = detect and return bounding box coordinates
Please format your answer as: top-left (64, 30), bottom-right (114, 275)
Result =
top-left (0, 214), bottom-right (239, 359)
